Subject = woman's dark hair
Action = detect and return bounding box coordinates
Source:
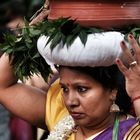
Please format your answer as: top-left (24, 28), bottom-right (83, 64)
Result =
top-left (61, 65), bottom-right (132, 114)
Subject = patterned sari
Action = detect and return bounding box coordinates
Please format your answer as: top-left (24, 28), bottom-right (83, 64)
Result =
top-left (93, 118), bottom-right (140, 140)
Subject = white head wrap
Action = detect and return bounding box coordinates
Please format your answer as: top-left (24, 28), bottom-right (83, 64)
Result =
top-left (37, 31), bottom-right (124, 67)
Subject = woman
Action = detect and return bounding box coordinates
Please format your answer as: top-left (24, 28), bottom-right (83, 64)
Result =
top-left (36, 31), bottom-right (140, 139)
top-left (53, 65), bottom-right (133, 139)
top-left (0, 22), bottom-right (140, 140)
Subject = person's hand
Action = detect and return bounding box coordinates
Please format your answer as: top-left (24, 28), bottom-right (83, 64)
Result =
top-left (116, 34), bottom-right (140, 99)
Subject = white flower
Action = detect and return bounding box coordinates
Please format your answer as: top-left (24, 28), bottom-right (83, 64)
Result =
top-left (46, 115), bottom-right (76, 140)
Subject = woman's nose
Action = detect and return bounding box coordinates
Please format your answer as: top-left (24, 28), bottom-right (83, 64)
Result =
top-left (66, 92), bottom-right (79, 108)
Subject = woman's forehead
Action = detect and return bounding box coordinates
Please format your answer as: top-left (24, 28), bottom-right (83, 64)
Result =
top-left (59, 67), bottom-right (99, 84)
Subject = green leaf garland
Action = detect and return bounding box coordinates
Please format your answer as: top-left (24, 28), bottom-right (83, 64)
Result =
top-left (0, 17), bottom-right (140, 81)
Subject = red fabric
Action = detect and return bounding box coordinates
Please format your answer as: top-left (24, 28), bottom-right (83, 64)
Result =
top-left (10, 116), bottom-right (37, 140)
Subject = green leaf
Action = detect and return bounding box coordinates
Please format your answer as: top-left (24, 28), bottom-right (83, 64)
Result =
top-left (66, 34), bottom-right (76, 46)
top-left (50, 32), bottom-right (62, 50)
top-left (79, 30), bottom-right (88, 45)
top-left (32, 53), bottom-right (40, 59)
top-left (29, 28), bottom-right (41, 36)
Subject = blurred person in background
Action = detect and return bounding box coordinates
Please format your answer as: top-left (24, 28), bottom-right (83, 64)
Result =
top-left (0, 0), bottom-right (44, 140)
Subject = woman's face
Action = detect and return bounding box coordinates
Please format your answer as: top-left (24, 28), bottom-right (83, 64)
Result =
top-left (59, 67), bottom-right (115, 128)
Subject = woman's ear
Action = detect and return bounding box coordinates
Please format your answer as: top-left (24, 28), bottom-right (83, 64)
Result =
top-left (109, 89), bottom-right (118, 101)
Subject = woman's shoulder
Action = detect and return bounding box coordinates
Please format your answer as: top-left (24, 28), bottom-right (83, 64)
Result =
top-left (119, 115), bottom-right (137, 129)
top-left (123, 121), bottom-right (140, 140)
top-left (119, 115), bottom-right (140, 140)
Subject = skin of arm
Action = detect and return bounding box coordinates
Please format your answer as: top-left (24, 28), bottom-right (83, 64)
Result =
top-left (0, 53), bottom-right (48, 129)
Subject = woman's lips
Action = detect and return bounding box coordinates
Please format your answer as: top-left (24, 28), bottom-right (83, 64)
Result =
top-left (70, 112), bottom-right (84, 119)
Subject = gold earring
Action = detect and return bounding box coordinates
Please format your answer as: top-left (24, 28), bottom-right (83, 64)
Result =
top-left (110, 100), bottom-right (120, 113)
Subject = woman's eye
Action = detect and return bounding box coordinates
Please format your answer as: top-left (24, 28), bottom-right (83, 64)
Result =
top-left (61, 86), bottom-right (69, 93)
top-left (77, 86), bottom-right (87, 93)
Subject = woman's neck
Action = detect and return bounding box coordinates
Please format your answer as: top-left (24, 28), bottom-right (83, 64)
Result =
top-left (75, 113), bottom-right (116, 139)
